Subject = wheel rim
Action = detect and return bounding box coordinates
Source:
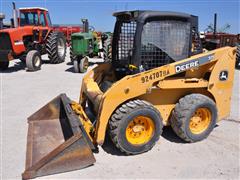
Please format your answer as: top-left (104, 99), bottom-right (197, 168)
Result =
top-left (189, 108), bottom-right (212, 134)
top-left (83, 57), bottom-right (89, 70)
top-left (34, 56), bottom-right (41, 67)
top-left (58, 38), bottom-right (65, 57)
top-left (126, 116), bottom-right (155, 145)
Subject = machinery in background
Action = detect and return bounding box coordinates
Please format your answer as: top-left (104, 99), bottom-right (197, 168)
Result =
top-left (0, 10), bottom-right (82, 43)
top-left (202, 32), bottom-right (239, 50)
top-left (0, 13), bottom-right (5, 29)
top-left (201, 13), bottom-right (240, 50)
top-left (22, 11), bottom-right (237, 179)
top-left (70, 19), bottom-right (112, 73)
top-left (0, 3), bottom-right (67, 71)
top-left (0, 13), bottom-right (11, 29)
top-left (52, 24), bottom-right (82, 45)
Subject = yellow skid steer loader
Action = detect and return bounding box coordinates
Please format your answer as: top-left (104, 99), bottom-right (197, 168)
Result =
top-left (22, 11), bottom-right (237, 179)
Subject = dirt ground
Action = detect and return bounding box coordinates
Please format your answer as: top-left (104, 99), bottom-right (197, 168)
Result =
top-left (1, 51), bottom-right (239, 179)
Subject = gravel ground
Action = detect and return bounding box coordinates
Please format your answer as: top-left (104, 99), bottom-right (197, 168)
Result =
top-left (0, 50), bottom-right (239, 179)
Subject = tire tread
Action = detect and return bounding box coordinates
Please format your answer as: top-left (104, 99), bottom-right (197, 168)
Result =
top-left (109, 99), bottom-right (162, 155)
top-left (46, 32), bottom-right (66, 64)
top-left (170, 94), bottom-right (216, 142)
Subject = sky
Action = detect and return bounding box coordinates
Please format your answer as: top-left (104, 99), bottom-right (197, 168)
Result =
top-left (0, 0), bottom-right (239, 33)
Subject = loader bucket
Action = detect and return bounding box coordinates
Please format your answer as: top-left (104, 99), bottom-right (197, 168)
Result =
top-left (22, 94), bottom-right (96, 180)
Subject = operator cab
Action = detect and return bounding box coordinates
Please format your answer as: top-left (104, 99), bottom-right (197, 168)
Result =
top-left (19, 7), bottom-right (52, 27)
top-left (112, 10), bottom-right (202, 78)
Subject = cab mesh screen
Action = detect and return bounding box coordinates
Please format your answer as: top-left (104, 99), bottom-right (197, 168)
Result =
top-left (141, 20), bottom-right (191, 70)
top-left (117, 21), bottom-right (137, 62)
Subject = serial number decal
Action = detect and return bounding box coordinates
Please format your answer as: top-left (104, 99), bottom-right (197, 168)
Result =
top-left (141, 70), bottom-right (170, 83)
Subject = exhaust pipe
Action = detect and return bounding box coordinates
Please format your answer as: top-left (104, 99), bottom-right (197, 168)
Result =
top-left (81, 19), bottom-right (89, 33)
top-left (0, 13), bottom-right (5, 29)
top-left (12, 2), bottom-right (18, 28)
top-left (213, 13), bottom-right (217, 36)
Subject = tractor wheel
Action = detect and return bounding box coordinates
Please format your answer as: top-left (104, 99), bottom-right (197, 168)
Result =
top-left (79, 57), bottom-right (89, 73)
top-left (0, 61), bottom-right (9, 70)
top-left (26, 50), bottom-right (42, 71)
top-left (109, 100), bottom-right (163, 155)
top-left (73, 60), bottom-right (80, 73)
top-left (46, 32), bottom-right (66, 64)
top-left (236, 44), bottom-right (240, 69)
top-left (170, 94), bottom-right (217, 143)
top-left (70, 41), bottom-right (77, 63)
top-left (73, 56), bottom-right (89, 73)
top-left (102, 35), bottom-right (112, 62)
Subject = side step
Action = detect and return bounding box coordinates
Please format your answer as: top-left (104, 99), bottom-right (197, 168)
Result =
top-left (22, 94), bottom-right (96, 179)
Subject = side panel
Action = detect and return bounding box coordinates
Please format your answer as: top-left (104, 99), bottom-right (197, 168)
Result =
top-left (207, 48), bottom-right (236, 121)
top-left (93, 47), bottom-right (235, 145)
top-left (138, 88), bottom-right (213, 126)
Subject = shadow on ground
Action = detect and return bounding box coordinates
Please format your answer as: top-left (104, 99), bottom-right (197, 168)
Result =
top-left (65, 66), bottom-right (75, 73)
top-left (101, 126), bottom-right (190, 156)
top-left (0, 62), bottom-right (26, 73)
top-left (0, 59), bottom-right (57, 73)
top-left (65, 62), bottom-right (96, 73)
top-left (161, 126), bottom-right (186, 143)
top-left (101, 134), bottom-right (127, 156)
top-left (101, 124), bottom-right (220, 155)
top-left (66, 62), bottom-right (73, 66)
top-left (42, 59), bottom-right (51, 64)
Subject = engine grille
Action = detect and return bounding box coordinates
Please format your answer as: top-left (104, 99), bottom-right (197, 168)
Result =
top-left (117, 21), bottom-right (137, 62)
top-left (0, 32), bottom-right (12, 50)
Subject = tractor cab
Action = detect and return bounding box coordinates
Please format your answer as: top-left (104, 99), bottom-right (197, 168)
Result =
top-left (18, 7), bottom-right (52, 27)
top-left (112, 11), bottom-right (202, 78)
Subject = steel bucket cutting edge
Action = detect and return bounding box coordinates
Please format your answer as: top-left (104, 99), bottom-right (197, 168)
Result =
top-left (22, 94), bottom-right (96, 179)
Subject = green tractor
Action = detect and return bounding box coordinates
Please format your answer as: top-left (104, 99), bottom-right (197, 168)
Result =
top-left (70, 19), bottom-right (112, 73)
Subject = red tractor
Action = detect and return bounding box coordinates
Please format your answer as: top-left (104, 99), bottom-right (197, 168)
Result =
top-left (0, 3), bottom-right (67, 71)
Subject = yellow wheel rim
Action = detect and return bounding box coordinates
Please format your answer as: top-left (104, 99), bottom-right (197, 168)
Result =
top-left (125, 116), bottom-right (155, 145)
top-left (189, 108), bottom-right (212, 134)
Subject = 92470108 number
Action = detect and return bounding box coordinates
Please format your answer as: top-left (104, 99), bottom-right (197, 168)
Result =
top-left (141, 70), bottom-right (169, 83)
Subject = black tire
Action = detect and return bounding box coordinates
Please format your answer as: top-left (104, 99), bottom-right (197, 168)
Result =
top-left (70, 41), bottom-right (77, 63)
top-left (102, 34), bottom-right (112, 62)
top-left (236, 44), bottom-right (240, 69)
top-left (170, 94), bottom-right (217, 143)
top-left (73, 56), bottom-right (88, 73)
top-left (46, 32), bottom-right (66, 64)
top-left (109, 100), bottom-right (163, 155)
top-left (73, 60), bottom-right (80, 73)
top-left (26, 50), bottom-right (42, 71)
top-left (0, 61), bottom-right (9, 70)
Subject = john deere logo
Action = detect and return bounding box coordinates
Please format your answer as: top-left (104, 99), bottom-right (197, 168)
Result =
top-left (175, 60), bottom-right (199, 73)
top-left (175, 54), bottom-right (214, 73)
top-left (219, 71), bottom-right (228, 81)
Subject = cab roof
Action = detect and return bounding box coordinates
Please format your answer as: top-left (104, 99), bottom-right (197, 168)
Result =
top-left (19, 7), bottom-right (48, 12)
top-left (113, 10), bottom-right (193, 22)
